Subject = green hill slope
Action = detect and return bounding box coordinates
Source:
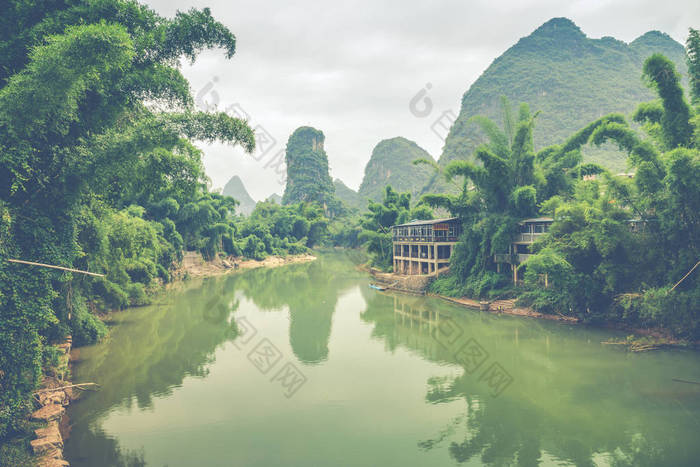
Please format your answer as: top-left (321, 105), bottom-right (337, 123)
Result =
top-left (358, 137), bottom-right (435, 203)
top-left (439, 17), bottom-right (687, 173)
top-left (333, 178), bottom-right (364, 211)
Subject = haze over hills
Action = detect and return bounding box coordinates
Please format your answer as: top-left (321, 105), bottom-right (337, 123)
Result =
top-left (265, 193), bottom-right (283, 204)
top-left (228, 18), bottom-right (689, 212)
top-left (357, 137), bottom-right (435, 203)
top-left (333, 178), bottom-right (364, 211)
top-left (438, 17), bottom-right (687, 173)
top-left (222, 175), bottom-right (257, 215)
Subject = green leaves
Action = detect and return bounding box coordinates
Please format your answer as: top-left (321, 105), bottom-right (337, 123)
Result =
top-left (642, 54), bottom-right (693, 149)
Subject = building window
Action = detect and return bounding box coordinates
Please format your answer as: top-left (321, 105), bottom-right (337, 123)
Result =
top-left (534, 224), bottom-right (544, 234)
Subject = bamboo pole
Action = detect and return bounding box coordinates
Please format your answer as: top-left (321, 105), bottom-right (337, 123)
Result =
top-left (670, 260), bottom-right (700, 292)
top-left (7, 259), bottom-right (105, 277)
top-left (33, 382), bottom-right (100, 394)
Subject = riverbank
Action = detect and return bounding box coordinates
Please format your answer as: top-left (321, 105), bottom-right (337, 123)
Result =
top-left (367, 269), bottom-right (577, 322)
top-left (24, 251), bottom-right (316, 466)
top-left (367, 269), bottom-right (699, 350)
top-left (28, 337), bottom-right (75, 467)
top-left (176, 251), bottom-right (317, 278)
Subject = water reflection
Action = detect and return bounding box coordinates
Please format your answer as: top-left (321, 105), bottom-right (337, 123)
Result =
top-left (231, 254), bottom-right (364, 364)
top-left (64, 253), bottom-right (700, 467)
top-left (361, 292), bottom-right (700, 466)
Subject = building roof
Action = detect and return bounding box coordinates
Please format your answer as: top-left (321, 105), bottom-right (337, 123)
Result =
top-left (392, 217), bottom-right (460, 228)
top-left (518, 217), bottom-right (554, 224)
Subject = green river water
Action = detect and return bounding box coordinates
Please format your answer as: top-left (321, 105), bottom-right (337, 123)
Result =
top-left (64, 253), bottom-right (700, 466)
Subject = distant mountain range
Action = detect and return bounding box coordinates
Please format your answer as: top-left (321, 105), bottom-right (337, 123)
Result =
top-left (222, 175), bottom-right (256, 215)
top-left (265, 193), bottom-right (282, 204)
top-left (227, 18), bottom-right (689, 212)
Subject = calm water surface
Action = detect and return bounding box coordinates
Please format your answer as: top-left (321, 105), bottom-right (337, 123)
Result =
top-left (64, 253), bottom-right (700, 466)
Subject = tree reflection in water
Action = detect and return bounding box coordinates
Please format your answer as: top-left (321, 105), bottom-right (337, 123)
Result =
top-left (361, 291), bottom-right (700, 467)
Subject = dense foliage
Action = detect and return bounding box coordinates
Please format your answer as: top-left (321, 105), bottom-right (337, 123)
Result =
top-left (427, 37), bottom-right (700, 339)
top-left (519, 51), bottom-right (700, 336)
top-left (424, 97), bottom-right (591, 297)
top-left (359, 186), bottom-right (432, 270)
top-left (0, 0), bottom-right (307, 449)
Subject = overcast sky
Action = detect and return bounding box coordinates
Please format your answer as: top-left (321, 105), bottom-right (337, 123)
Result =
top-left (144, 0), bottom-right (699, 200)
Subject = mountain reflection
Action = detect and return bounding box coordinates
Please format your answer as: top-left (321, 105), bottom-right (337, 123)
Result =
top-left (65, 253), bottom-right (700, 466)
top-left (232, 253), bottom-right (365, 364)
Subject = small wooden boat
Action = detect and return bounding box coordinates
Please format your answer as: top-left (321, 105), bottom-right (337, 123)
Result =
top-left (369, 281), bottom-right (397, 291)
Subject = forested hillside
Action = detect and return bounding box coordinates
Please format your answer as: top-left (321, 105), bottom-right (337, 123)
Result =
top-left (358, 137), bottom-right (435, 203)
top-left (439, 17), bottom-right (687, 174)
top-left (333, 178), bottom-right (364, 211)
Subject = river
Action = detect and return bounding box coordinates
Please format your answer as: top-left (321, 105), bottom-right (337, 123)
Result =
top-left (64, 252), bottom-right (700, 466)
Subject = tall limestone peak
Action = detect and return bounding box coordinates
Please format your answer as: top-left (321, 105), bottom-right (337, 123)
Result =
top-left (282, 126), bottom-right (336, 207)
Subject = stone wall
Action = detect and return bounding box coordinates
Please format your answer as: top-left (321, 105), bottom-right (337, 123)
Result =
top-left (30, 337), bottom-right (75, 467)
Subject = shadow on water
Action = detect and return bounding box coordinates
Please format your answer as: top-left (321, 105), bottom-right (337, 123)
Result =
top-left (360, 290), bottom-right (700, 466)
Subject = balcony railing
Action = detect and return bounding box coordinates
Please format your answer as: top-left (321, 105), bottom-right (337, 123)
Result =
top-left (494, 253), bottom-right (514, 264)
top-left (493, 253), bottom-right (533, 264)
top-left (393, 234), bottom-right (459, 243)
top-left (513, 233), bottom-right (546, 243)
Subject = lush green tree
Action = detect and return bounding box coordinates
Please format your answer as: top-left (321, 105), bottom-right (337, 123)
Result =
top-left (359, 186), bottom-right (432, 270)
top-left (522, 51), bottom-right (700, 334)
top-left (0, 0), bottom-right (254, 442)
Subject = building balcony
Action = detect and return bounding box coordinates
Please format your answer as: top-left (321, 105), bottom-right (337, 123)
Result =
top-left (493, 253), bottom-right (532, 264)
top-left (513, 233), bottom-right (546, 244)
top-left (392, 235), bottom-right (459, 243)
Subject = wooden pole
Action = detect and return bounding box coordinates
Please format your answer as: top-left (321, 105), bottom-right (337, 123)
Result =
top-left (7, 259), bottom-right (105, 277)
top-left (33, 382), bottom-right (100, 393)
top-left (670, 260), bottom-right (700, 292)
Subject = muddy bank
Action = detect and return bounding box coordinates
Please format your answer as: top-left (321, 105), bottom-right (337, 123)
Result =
top-left (176, 251), bottom-right (317, 278)
top-left (366, 270), bottom-right (700, 351)
top-left (435, 295), bottom-right (579, 322)
top-left (368, 269), bottom-right (576, 322)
